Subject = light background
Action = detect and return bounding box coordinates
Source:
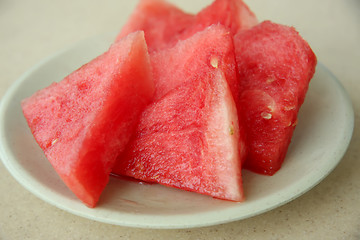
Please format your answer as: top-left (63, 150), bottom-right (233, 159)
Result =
top-left (0, 0), bottom-right (359, 239)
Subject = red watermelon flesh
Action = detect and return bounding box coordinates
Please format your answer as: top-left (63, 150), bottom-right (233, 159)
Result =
top-left (115, 0), bottom-right (195, 52)
top-left (112, 70), bottom-right (244, 201)
top-left (234, 21), bottom-right (317, 175)
top-left (151, 24), bottom-right (239, 102)
top-left (181, 0), bottom-right (258, 39)
top-left (115, 0), bottom-right (257, 52)
top-left (21, 31), bottom-right (154, 207)
top-left (150, 24), bottom-right (247, 162)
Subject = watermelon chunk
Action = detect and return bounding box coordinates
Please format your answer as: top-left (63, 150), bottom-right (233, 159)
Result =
top-left (115, 0), bottom-right (257, 51)
top-left (182, 0), bottom-right (258, 38)
top-left (234, 21), bottom-right (317, 175)
top-left (151, 24), bottom-right (240, 102)
top-left (115, 0), bottom-right (195, 52)
top-left (112, 25), bottom-right (245, 201)
top-left (149, 24), bottom-right (247, 161)
top-left (113, 69), bottom-right (244, 201)
top-left (21, 31), bottom-right (154, 207)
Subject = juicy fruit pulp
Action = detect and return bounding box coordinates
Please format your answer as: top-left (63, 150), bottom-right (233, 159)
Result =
top-left (114, 25), bottom-right (245, 201)
top-left (181, 0), bottom-right (258, 39)
top-left (151, 24), bottom-right (239, 101)
top-left (113, 25), bottom-right (246, 201)
top-left (150, 24), bottom-right (248, 163)
top-left (115, 0), bottom-right (195, 52)
top-left (113, 70), bottom-right (244, 201)
top-left (115, 0), bottom-right (257, 52)
top-left (22, 31), bottom-right (154, 207)
top-left (234, 21), bottom-right (317, 175)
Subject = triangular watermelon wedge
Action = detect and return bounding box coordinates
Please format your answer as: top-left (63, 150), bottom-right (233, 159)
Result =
top-left (112, 25), bottom-right (246, 201)
top-left (21, 31), bottom-right (154, 207)
top-left (149, 24), bottom-right (247, 162)
top-left (234, 21), bottom-right (317, 175)
top-left (113, 69), bottom-right (244, 201)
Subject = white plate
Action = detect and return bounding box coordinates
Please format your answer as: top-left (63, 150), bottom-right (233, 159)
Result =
top-left (0, 33), bottom-right (354, 229)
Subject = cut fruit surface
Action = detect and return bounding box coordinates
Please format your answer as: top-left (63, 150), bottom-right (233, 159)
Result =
top-left (150, 24), bottom-right (247, 161)
top-left (113, 25), bottom-right (246, 201)
top-left (234, 21), bottom-right (317, 175)
top-left (113, 70), bottom-right (244, 201)
top-left (181, 0), bottom-right (258, 39)
top-left (21, 31), bottom-right (154, 207)
top-left (151, 24), bottom-right (239, 102)
top-left (115, 0), bottom-right (257, 52)
top-left (115, 0), bottom-right (195, 52)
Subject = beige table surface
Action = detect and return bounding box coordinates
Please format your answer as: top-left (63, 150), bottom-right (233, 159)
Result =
top-left (0, 0), bottom-right (359, 239)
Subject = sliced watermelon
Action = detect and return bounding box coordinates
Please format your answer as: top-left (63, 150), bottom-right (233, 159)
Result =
top-left (21, 31), bottom-right (154, 207)
top-left (151, 24), bottom-right (239, 101)
top-left (115, 0), bottom-right (257, 51)
top-left (150, 24), bottom-right (247, 161)
top-left (115, 0), bottom-right (195, 52)
top-left (234, 21), bottom-right (317, 175)
top-left (113, 69), bottom-right (244, 201)
top-left (112, 25), bottom-right (246, 201)
top-left (181, 0), bottom-right (258, 39)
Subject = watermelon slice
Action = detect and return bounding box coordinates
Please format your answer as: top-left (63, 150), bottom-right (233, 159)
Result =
top-left (112, 25), bottom-right (245, 201)
top-left (234, 21), bottom-right (317, 175)
top-left (115, 0), bottom-right (195, 52)
top-left (151, 24), bottom-right (240, 102)
top-left (113, 69), bottom-right (244, 201)
top-left (115, 0), bottom-right (257, 51)
top-left (181, 0), bottom-right (258, 39)
top-left (149, 24), bottom-right (247, 161)
top-left (21, 31), bottom-right (154, 207)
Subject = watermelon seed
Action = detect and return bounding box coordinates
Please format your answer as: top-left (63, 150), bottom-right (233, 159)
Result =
top-left (51, 138), bottom-right (59, 146)
top-left (292, 119), bottom-right (298, 127)
top-left (229, 126), bottom-right (234, 135)
top-left (261, 112), bottom-right (272, 120)
top-left (287, 119), bottom-right (298, 127)
top-left (266, 78), bottom-right (275, 84)
top-left (284, 105), bottom-right (296, 111)
top-left (267, 105), bottom-right (274, 112)
top-left (210, 56), bottom-right (219, 68)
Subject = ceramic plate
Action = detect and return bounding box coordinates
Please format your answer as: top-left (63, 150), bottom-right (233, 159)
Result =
top-left (0, 33), bottom-right (354, 229)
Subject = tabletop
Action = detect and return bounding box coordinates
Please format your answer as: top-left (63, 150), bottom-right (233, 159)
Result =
top-left (0, 0), bottom-right (359, 239)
